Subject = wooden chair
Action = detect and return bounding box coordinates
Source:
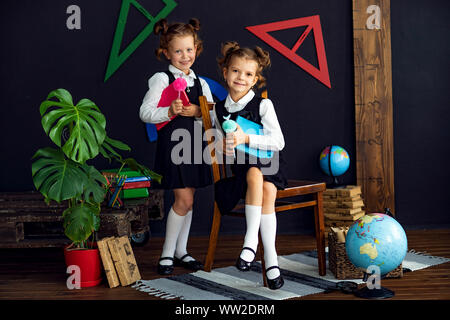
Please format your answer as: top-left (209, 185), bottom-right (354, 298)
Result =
top-left (198, 96), bottom-right (327, 286)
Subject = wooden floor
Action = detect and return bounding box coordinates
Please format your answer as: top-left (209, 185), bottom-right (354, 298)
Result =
top-left (0, 229), bottom-right (449, 301)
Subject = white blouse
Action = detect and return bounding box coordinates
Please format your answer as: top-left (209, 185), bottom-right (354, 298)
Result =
top-left (139, 64), bottom-right (214, 124)
top-left (213, 90), bottom-right (285, 152)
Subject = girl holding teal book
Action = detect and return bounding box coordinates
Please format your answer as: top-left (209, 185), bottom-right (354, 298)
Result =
top-left (213, 41), bottom-right (288, 290)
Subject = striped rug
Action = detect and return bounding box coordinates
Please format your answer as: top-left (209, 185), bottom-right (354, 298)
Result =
top-left (132, 249), bottom-right (450, 300)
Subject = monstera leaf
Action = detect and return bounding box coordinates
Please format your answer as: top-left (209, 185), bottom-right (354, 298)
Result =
top-left (40, 88), bottom-right (106, 164)
top-left (122, 157), bottom-right (162, 184)
top-left (99, 136), bottom-right (131, 162)
top-left (31, 147), bottom-right (88, 203)
top-left (80, 164), bottom-right (107, 204)
top-left (63, 202), bottom-right (100, 243)
top-left (32, 88), bottom-right (163, 247)
top-left (99, 137), bottom-right (162, 184)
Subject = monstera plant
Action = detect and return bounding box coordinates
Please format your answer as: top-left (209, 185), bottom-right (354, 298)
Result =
top-left (32, 88), bottom-right (161, 248)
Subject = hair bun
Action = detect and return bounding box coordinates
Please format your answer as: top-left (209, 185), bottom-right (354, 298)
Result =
top-left (188, 18), bottom-right (201, 31)
top-left (154, 18), bottom-right (168, 35)
top-left (254, 46), bottom-right (271, 69)
top-left (221, 41), bottom-right (240, 57)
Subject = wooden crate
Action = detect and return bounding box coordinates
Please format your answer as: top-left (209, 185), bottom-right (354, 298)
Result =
top-left (0, 191), bottom-right (163, 248)
top-left (328, 232), bottom-right (403, 280)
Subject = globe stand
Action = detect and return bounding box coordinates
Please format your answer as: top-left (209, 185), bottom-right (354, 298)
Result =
top-left (354, 272), bottom-right (395, 299)
top-left (326, 175), bottom-right (345, 189)
top-left (354, 285), bottom-right (395, 299)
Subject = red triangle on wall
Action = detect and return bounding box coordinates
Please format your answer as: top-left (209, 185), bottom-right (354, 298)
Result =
top-left (246, 15), bottom-right (331, 88)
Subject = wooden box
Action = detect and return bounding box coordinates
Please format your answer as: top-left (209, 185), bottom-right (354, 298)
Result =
top-left (97, 237), bottom-right (121, 288)
top-left (98, 236), bottom-right (141, 288)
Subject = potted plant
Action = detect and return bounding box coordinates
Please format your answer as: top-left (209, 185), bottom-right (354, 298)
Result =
top-left (31, 88), bottom-right (161, 287)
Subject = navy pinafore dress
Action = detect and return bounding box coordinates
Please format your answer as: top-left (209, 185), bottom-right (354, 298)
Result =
top-left (214, 95), bottom-right (288, 214)
top-left (153, 71), bottom-right (213, 189)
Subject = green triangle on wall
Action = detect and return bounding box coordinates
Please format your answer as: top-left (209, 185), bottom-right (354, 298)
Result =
top-left (104, 0), bottom-right (177, 82)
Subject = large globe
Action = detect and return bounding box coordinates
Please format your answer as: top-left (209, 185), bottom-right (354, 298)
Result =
top-left (319, 145), bottom-right (350, 177)
top-left (345, 213), bottom-right (408, 276)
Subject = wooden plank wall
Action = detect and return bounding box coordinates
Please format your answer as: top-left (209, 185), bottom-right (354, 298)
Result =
top-left (352, 0), bottom-right (395, 214)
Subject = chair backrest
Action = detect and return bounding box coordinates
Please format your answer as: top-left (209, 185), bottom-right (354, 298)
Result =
top-left (199, 96), bottom-right (225, 183)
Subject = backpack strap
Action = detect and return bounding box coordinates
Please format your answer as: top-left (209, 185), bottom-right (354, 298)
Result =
top-left (193, 75), bottom-right (203, 96)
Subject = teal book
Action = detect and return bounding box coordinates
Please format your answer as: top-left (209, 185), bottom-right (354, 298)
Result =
top-left (235, 115), bottom-right (273, 159)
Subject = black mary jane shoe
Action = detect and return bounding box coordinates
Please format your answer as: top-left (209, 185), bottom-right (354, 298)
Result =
top-left (174, 253), bottom-right (204, 271)
top-left (157, 257), bottom-right (174, 275)
top-left (266, 266), bottom-right (284, 290)
top-left (235, 247), bottom-right (256, 272)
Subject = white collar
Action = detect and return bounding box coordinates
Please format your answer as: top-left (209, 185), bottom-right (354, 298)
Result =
top-left (225, 90), bottom-right (256, 112)
top-left (169, 64), bottom-right (197, 79)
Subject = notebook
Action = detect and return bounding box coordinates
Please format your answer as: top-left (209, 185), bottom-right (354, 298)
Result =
top-left (155, 82), bottom-right (190, 130)
top-left (235, 115), bottom-right (273, 159)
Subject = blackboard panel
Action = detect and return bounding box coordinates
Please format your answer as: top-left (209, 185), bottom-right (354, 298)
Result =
top-left (391, 0), bottom-right (450, 227)
top-left (0, 1), bottom-right (448, 232)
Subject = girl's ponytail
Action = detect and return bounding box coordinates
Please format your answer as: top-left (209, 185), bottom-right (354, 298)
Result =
top-left (218, 41), bottom-right (240, 69)
top-left (188, 18), bottom-right (201, 32)
top-left (254, 46), bottom-right (271, 69)
top-left (154, 18), bottom-right (168, 36)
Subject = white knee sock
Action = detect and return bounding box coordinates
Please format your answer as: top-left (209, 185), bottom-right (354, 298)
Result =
top-left (260, 212), bottom-right (280, 279)
top-left (160, 207), bottom-right (185, 265)
top-left (240, 204), bottom-right (262, 262)
top-left (175, 209), bottom-right (194, 262)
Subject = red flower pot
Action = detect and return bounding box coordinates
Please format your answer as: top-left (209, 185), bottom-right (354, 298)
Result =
top-left (64, 245), bottom-right (102, 288)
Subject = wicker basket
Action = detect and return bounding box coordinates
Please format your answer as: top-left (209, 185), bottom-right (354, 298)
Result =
top-left (328, 232), bottom-right (403, 280)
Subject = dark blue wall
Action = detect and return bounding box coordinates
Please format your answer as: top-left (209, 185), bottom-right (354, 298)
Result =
top-left (391, 0), bottom-right (450, 228)
top-left (0, 0), bottom-right (448, 236)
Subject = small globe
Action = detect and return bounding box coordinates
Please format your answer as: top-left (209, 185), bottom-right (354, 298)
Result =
top-left (319, 145), bottom-right (350, 177)
top-left (345, 213), bottom-right (408, 276)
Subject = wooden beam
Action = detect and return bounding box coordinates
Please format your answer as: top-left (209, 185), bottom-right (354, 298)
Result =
top-left (352, 0), bottom-right (395, 214)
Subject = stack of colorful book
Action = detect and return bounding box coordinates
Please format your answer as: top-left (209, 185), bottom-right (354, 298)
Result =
top-left (102, 169), bottom-right (152, 206)
top-left (121, 175), bottom-right (151, 198)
